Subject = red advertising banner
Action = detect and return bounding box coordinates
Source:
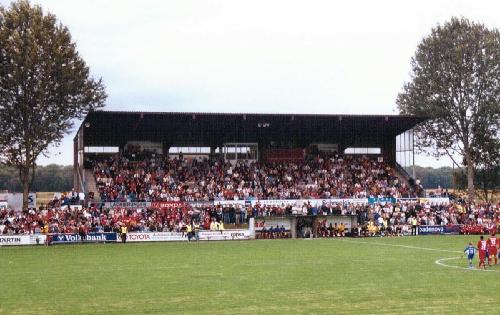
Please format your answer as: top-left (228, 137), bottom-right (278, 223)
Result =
top-left (150, 201), bottom-right (188, 209)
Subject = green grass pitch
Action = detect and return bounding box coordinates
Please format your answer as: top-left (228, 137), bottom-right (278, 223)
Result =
top-left (1, 236), bottom-right (499, 314)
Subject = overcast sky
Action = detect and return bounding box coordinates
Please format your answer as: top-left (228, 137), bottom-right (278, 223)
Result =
top-left (2, 0), bottom-right (499, 167)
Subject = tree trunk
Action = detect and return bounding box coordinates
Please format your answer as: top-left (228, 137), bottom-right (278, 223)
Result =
top-left (466, 161), bottom-right (475, 203)
top-left (21, 168), bottom-right (30, 210)
top-left (481, 189), bottom-right (489, 203)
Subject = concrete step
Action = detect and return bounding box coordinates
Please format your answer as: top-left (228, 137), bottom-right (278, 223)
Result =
top-left (84, 169), bottom-right (100, 201)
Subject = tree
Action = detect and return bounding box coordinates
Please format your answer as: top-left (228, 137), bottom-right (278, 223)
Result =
top-left (0, 164), bottom-right (73, 192)
top-left (397, 17), bottom-right (500, 202)
top-left (413, 165), bottom-right (454, 189)
top-left (0, 1), bottom-right (106, 209)
top-left (453, 166), bottom-right (499, 202)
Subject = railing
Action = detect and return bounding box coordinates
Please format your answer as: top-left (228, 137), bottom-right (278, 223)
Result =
top-left (395, 162), bottom-right (413, 180)
top-left (395, 163), bottom-right (428, 197)
top-left (78, 165), bottom-right (86, 195)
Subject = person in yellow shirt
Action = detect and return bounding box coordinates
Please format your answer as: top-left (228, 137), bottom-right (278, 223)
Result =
top-left (42, 224), bottom-right (50, 245)
top-left (194, 222), bottom-right (200, 241)
top-left (186, 223), bottom-right (193, 242)
top-left (218, 221), bottom-right (224, 235)
top-left (411, 217), bottom-right (418, 236)
top-left (339, 223), bottom-right (345, 237)
top-left (367, 221), bottom-right (377, 236)
top-left (120, 225), bottom-right (128, 243)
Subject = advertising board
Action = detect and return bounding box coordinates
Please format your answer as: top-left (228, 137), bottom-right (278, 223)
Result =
top-left (50, 233), bottom-right (118, 244)
top-left (417, 225), bottom-right (461, 235)
top-left (150, 201), bottom-right (187, 209)
top-left (126, 230), bottom-right (252, 242)
top-left (0, 235), bottom-right (28, 246)
top-left (0, 234), bottom-right (46, 246)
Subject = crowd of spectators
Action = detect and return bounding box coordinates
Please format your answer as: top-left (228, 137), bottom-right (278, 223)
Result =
top-left (1, 199), bottom-right (498, 236)
top-left (1, 152), bottom-right (497, 237)
top-left (254, 199), bottom-right (499, 237)
top-left (93, 153), bottom-right (421, 203)
top-left (0, 204), bottom-right (210, 236)
top-left (45, 190), bottom-right (84, 208)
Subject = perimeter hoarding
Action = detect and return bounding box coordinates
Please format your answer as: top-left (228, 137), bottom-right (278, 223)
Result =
top-left (50, 233), bottom-right (118, 244)
top-left (0, 235), bottom-right (27, 246)
top-left (0, 234), bottom-right (46, 246)
top-left (126, 230), bottom-right (252, 242)
top-left (417, 225), bottom-right (461, 235)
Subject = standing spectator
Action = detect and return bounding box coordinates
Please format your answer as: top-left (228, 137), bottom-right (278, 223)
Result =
top-left (194, 221), bottom-right (200, 241)
top-left (78, 224), bottom-right (87, 243)
top-left (186, 223), bottom-right (193, 242)
top-left (120, 224), bottom-right (128, 243)
top-left (411, 217), bottom-right (418, 236)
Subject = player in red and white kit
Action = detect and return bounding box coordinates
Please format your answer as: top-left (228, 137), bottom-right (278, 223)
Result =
top-left (477, 235), bottom-right (488, 269)
top-left (486, 234), bottom-right (498, 266)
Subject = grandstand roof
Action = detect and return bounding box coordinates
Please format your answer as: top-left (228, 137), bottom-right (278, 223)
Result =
top-left (78, 110), bottom-right (427, 148)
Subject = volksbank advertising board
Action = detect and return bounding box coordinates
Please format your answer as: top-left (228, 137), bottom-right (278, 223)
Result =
top-left (51, 233), bottom-right (118, 244)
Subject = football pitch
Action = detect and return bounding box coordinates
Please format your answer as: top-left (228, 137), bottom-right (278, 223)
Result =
top-left (1, 236), bottom-right (499, 314)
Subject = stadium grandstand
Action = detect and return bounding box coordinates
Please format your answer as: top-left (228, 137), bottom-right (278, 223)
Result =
top-left (2, 111), bottom-right (498, 240)
top-left (73, 111), bottom-right (425, 196)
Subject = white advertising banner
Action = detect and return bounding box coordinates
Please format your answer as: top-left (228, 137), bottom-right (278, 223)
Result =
top-left (251, 200), bottom-right (300, 207)
top-left (126, 229), bottom-right (252, 242)
top-left (0, 235), bottom-right (29, 246)
top-left (250, 198), bottom-right (369, 207)
top-left (0, 234), bottom-right (46, 246)
top-left (213, 200), bottom-right (246, 206)
top-left (127, 232), bottom-right (184, 242)
top-left (417, 197), bottom-right (450, 205)
top-left (28, 193), bottom-right (36, 209)
top-left (30, 234), bottom-right (47, 244)
top-left (200, 230), bottom-right (251, 241)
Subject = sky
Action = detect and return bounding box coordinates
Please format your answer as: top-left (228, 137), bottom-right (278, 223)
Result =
top-left (2, 0), bottom-right (499, 167)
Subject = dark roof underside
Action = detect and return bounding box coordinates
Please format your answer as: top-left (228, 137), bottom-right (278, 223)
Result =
top-left (80, 111), bottom-right (427, 148)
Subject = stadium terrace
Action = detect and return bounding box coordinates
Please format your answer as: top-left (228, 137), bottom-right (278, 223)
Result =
top-left (0, 111), bottom-right (499, 243)
top-left (73, 111), bottom-right (426, 192)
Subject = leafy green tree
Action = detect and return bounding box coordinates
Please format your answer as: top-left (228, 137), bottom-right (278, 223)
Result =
top-left (453, 166), bottom-right (499, 202)
top-left (0, 1), bottom-right (106, 209)
top-left (414, 166), bottom-right (454, 189)
top-left (397, 17), bottom-right (500, 202)
top-left (0, 164), bottom-right (73, 192)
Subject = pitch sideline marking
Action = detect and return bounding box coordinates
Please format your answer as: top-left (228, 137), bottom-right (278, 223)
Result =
top-left (332, 238), bottom-right (462, 253)
top-left (331, 238), bottom-right (500, 273)
top-left (435, 257), bottom-right (500, 273)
